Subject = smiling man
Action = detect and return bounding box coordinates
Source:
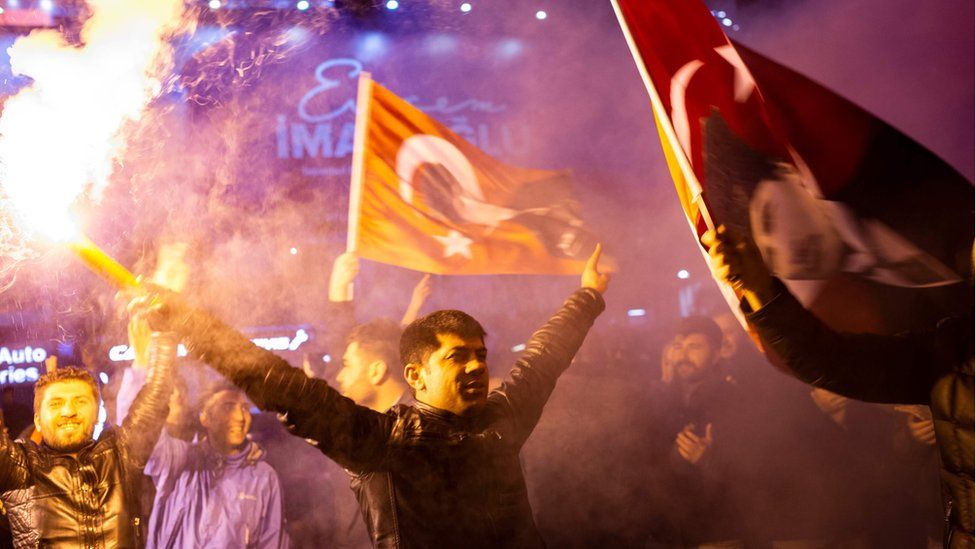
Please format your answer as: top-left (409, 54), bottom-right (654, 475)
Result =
top-left (135, 385), bottom-right (288, 549)
top-left (0, 332), bottom-right (177, 548)
top-left (133, 245), bottom-right (609, 548)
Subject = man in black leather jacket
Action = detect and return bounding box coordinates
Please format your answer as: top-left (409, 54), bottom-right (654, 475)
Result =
top-left (704, 225), bottom-right (974, 549)
top-left (0, 329), bottom-right (177, 548)
top-left (135, 245), bottom-right (610, 548)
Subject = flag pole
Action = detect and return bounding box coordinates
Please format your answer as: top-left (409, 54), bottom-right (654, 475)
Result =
top-left (609, 0), bottom-right (714, 232)
top-left (347, 71), bottom-right (373, 254)
top-left (611, 0), bottom-right (744, 317)
top-left (344, 71), bottom-right (373, 299)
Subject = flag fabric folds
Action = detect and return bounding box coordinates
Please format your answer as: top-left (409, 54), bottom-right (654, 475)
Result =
top-left (613, 0), bottom-right (973, 334)
top-left (347, 75), bottom-right (599, 276)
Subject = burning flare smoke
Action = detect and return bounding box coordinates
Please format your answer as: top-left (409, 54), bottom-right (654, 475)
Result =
top-left (0, 0), bottom-right (184, 276)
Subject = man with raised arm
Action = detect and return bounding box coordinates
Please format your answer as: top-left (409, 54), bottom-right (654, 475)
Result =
top-left (132, 245), bottom-right (609, 548)
top-left (0, 322), bottom-right (177, 548)
top-left (141, 384), bottom-right (288, 549)
top-left (703, 225), bottom-right (973, 548)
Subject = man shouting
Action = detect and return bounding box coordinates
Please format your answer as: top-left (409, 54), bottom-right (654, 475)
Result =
top-left (133, 245), bottom-right (609, 548)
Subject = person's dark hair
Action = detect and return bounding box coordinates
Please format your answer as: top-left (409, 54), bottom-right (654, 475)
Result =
top-left (400, 310), bottom-right (487, 367)
top-left (197, 381), bottom-right (246, 415)
top-left (675, 315), bottom-right (724, 352)
top-left (347, 319), bottom-right (402, 375)
top-left (34, 367), bottom-right (100, 414)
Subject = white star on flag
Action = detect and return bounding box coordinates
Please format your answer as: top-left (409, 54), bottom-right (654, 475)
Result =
top-left (434, 230), bottom-right (474, 259)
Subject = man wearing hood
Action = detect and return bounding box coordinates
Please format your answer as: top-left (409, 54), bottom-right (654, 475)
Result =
top-left (118, 379), bottom-right (288, 548)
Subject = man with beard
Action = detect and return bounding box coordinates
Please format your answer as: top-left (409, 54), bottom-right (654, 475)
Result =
top-left (335, 319), bottom-right (411, 413)
top-left (310, 319), bottom-right (411, 549)
top-left (277, 253), bottom-right (420, 548)
top-left (131, 245), bottom-right (609, 548)
top-left (650, 316), bottom-right (752, 548)
top-left (0, 332), bottom-right (177, 548)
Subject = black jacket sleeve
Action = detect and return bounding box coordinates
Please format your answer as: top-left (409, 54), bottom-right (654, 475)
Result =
top-left (120, 332), bottom-right (178, 468)
top-left (746, 279), bottom-right (960, 405)
top-left (491, 288), bottom-right (605, 445)
top-left (0, 423), bottom-right (29, 491)
top-left (176, 307), bottom-right (393, 472)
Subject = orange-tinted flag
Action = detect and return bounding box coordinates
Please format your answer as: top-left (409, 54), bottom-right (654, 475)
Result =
top-left (347, 74), bottom-right (600, 275)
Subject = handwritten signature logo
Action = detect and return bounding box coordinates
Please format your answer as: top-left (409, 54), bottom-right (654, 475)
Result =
top-left (404, 96), bottom-right (507, 115)
top-left (296, 57), bottom-right (508, 123)
top-left (297, 59), bottom-right (361, 123)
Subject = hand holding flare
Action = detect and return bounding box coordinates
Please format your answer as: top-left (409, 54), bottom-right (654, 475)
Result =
top-left (127, 242), bottom-right (189, 369)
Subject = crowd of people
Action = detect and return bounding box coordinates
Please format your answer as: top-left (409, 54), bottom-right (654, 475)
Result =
top-left (0, 233), bottom-right (970, 548)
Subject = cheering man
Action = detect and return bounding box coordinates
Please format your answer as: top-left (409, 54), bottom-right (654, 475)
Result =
top-left (0, 325), bottom-right (176, 548)
top-left (132, 245), bottom-right (609, 548)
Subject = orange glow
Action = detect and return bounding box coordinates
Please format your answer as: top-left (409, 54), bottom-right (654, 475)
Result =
top-left (0, 0), bottom-right (183, 242)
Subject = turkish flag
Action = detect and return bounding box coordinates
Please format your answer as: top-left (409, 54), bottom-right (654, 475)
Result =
top-left (613, 0), bottom-right (973, 334)
top-left (348, 77), bottom-right (602, 275)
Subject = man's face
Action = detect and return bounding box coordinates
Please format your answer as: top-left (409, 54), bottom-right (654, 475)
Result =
top-left (201, 391), bottom-right (252, 452)
top-left (337, 342), bottom-right (376, 403)
top-left (749, 176), bottom-right (844, 280)
top-left (670, 333), bottom-right (718, 383)
top-left (35, 380), bottom-right (98, 452)
top-left (414, 333), bottom-right (488, 415)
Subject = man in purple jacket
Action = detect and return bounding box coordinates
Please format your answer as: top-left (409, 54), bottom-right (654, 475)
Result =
top-left (118, 377), bottom-right (288, 548)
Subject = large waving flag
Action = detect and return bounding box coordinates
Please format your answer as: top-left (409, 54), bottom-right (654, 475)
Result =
top-left (613, 0), bottom-right (973, 333)
top-left (346, 74), bottom-right (601, 275)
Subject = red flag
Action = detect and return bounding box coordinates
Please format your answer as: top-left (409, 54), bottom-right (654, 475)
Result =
top-left (613, 0), bottom-right (973, 334)
top-left (348, 74), bottom-right (604, 275)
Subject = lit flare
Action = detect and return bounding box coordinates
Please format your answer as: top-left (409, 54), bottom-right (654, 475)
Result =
top-left (0, 0), bottom-right (183, 284)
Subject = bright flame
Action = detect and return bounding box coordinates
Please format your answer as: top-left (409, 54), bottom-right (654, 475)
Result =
top-left (0, 0), bottom-right (183, 243)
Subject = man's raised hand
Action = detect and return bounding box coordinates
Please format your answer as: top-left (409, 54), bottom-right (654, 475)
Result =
top-left (124, 280), bottom-right (187, 334)
top-left (581, 244), bottom-right (611, 294)
top-left (328, 252), bottom-right (360, 302)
